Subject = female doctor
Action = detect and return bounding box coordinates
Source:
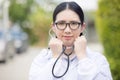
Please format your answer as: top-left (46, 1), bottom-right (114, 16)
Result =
top-left (29, 1), bottom-right (112, 80)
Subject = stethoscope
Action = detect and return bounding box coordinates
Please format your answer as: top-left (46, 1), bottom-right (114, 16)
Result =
top-left (48, 28), bottom-right (82, 78)
top-left (51, 45), bottom-right (74, 78)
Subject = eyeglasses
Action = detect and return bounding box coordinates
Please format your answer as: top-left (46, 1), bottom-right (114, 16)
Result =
top-left (55, 21), bottom-right (81, 30)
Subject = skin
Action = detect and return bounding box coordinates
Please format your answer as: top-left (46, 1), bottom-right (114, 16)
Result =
top-left (49, 9), bottom-right (87, 60)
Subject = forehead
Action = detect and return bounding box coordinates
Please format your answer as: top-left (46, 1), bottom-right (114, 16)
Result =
top-left (56, 9), bottom-right (80, 22)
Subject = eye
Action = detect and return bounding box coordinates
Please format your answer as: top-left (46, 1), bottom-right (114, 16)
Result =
top-left (57, 22), bottom-right (65, 26)
top-left (70, 22), bottom-right (78, 26)
top-left (55, 21), bottom-right (66, 30)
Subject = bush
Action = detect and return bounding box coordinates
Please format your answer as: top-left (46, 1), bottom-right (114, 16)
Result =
top-left (29, 7), bottom-right (52, 47)
top-left (96, 0), bottom-right (120, 80)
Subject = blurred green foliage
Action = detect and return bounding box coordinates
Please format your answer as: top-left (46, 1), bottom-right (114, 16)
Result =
top-left (96, 0), bottom-right (120, 79)
top-left (28, 7), bottom-right (52, 46)
top-left (9, 0), bottom-right (52, 46)
top-left (9, 0), bottom-right (36, 44)
top-left (9, 0), bottom-right (34, 23)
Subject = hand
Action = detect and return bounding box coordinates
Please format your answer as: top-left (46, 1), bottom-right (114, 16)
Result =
top-left (74, 36), bottom-right (87, 60)
top-left (49, 38), bottom-right (63, 58)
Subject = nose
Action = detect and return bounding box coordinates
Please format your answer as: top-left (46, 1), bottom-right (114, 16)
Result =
top-left (64, 24), bottom-right (71, 33)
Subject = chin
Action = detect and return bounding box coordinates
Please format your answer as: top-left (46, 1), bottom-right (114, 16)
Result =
top-left (63, 41), bottom-right (73, 47)
top-left (62, 38), bottom-right (74, 46)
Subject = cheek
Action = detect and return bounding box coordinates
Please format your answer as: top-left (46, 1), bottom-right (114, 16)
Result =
top-left (74, 30), bottom-right (81, 38)
top-left (55, 31), bottom-right (62, 38)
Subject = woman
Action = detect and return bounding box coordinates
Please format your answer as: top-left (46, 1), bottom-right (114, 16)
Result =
top-left (29, 1), bottom-right (112, 80)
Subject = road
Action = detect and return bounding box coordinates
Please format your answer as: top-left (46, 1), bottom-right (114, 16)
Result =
top-left (0, 47), bottom-right (41, 80)
top-left (0, 43), bottom-right (103, 80)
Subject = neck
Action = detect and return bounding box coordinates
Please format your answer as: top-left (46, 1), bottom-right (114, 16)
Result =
top-left (64, 46), bottom-right (74, 55)
top-left (62, 49), bottom-right (75, 59)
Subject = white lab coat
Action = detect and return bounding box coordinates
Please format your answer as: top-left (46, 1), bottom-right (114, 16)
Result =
top-left (29, 48), bottom-right (113, 80)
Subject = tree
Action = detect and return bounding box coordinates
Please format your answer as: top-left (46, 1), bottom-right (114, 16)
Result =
top-left (26, 0), bottom-right (58, 46)
top-left (9, 0), bottom-right (34, 23)
top-left (28, 7), bottom-right (52, 46)
top-left (96, 0), bottom-right (120, 80)
top-left (9, 0), bottom-right (39, 44)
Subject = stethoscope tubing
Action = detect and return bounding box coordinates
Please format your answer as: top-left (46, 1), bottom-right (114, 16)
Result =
top-left (52, 45), bottom-right (74, 78)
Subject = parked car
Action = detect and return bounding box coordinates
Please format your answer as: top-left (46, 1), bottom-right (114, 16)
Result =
top-left (12, 32), bottom-right (29, 53)
top-left (10, 23), bottom-right (29, 53)
top-left (0, 30), bottom-right (15, 63)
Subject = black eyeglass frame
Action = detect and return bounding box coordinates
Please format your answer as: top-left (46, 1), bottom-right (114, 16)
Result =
top-left (54, 22), bottom-right (81, 30)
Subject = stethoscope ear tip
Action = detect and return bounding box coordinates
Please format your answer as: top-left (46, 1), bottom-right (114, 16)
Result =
top-left (48, 47), bottom-right (50, 49)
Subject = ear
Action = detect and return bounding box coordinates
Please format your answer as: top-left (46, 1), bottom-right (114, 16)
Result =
top-left (51, 22), bottom-right (56, 33)
top-left (81, 22), bottom-right (86, 32)
top-left (50, 22), bottom-right (57, 38)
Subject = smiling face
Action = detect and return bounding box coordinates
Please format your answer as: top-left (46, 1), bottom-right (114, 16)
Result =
top-left (52, 9), bottom-right (85, 47)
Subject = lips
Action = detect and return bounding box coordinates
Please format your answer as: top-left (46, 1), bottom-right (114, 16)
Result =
top-left (63, 36), bottom-right (72, 40)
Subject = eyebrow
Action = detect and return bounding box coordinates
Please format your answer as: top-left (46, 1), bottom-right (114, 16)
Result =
top-left (55, 20), bottom-right (66, 23)
top-left (55, 20), bottom-right (81, 23)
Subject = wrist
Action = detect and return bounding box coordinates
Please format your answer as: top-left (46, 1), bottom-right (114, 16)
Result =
top-left (53, 53), bottom-right (59, 58)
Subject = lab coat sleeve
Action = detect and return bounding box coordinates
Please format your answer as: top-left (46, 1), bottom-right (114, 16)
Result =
top-left (29, 49), bottom-right (57, 80)
top-left (77, 53), bottom-right (113, 80)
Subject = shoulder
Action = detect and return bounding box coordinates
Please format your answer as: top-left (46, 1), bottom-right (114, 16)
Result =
top-left (32, 48), bottom-right (52, 64)
top-left (29, 49), bottom-right (52, 79)
top-left (86, 47), bottom-right (109, 65)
